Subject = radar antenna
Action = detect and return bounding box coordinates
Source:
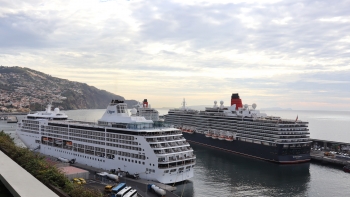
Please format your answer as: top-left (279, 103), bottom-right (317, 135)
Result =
top-left (181, 98), bottom-right (187, 109)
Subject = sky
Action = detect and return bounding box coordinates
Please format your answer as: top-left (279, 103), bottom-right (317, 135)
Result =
top-left (1, 0), bottom-right (350, 110)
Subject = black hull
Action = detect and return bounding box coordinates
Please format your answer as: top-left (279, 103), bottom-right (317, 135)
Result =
top-left (183, 132), bottom-right (311, 163)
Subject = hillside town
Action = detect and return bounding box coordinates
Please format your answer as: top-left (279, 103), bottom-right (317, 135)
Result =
top-left (0, 67), bottom-right (83, 112)
top-left (0, 66), bottom-right (135, 112)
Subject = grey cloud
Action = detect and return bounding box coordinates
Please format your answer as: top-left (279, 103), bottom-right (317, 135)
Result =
top-left (1, 0), bottom-right (350, 109)
top-left (131, 0), bottom-right (350, 63)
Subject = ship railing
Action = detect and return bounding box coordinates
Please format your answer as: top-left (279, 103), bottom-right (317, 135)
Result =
top-left (157, 156), bottom-right (196, 165)
top-left (146, 138), bottom-right (158, 142)
top-left (157, 161), bottom-right (193, 168)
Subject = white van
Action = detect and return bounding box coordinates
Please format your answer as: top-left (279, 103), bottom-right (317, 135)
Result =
top-left (123, 189), bottom-right (137, 197)
top-left (116, 186), bottom-right (132, 197)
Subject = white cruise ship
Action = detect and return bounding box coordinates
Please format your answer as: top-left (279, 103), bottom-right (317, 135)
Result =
top-left (16, 100), bottom-right (195, 184)
top-left (134, 99), bottom-right (159, 121)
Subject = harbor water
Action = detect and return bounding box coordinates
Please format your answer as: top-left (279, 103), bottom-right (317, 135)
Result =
top-left (1, 109), bottom-right (350, 196)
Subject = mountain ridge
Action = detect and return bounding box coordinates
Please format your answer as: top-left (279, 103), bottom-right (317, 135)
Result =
top-left (0, 66), bottom-right (137, 111)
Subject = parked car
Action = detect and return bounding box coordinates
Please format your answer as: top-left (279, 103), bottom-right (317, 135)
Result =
top-left (78, 178), bottom-right (86, 184)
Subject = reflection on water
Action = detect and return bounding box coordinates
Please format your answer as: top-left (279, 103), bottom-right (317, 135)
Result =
top-left (174, 143), bottom-right (310, 197)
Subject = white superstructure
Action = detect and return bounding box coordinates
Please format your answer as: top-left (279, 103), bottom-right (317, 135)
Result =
top-left (134, 99), bottom-right (159, 121)
top-left (27, 103), bottom-right (68, 120)
top-left (16, 100), bottom-right (195, 184)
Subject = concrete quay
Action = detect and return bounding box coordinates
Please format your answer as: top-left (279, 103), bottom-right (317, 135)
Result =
top-left (70, 162), bottom-right (179, 197)
top-left (0, 113), bottom-right (27, 116)
top-left (311, 151), bottom-right (350, 166)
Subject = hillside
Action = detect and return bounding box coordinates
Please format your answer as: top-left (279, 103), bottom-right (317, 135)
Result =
top-left (0, 66), bottom-right (138, 111)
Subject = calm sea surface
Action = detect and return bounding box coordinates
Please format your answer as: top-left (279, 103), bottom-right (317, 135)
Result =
top-left (1, 109), bottom-right (350, 197)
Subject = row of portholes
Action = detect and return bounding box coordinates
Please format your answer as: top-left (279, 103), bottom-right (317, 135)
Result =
top-left (55, 149), bottom-right (106, 162)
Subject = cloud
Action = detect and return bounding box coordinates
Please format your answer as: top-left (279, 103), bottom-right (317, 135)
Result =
top-left (1, 0), bottom-right (350, 109)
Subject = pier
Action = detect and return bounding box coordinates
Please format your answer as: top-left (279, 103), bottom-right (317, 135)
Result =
top-left (310, 139), bottom-right (350, 166)
top-left (0, 113), bottom-right (27, 116)
top-left (42, 154), bottom-right (179, 197)
top-left (311, 151), bottom-right (350, 166)
top-left (311, 138), bottom-right (350, 151)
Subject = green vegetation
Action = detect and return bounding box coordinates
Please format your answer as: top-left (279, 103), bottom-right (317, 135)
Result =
top-left (0, 131), bottom-right (103, 197)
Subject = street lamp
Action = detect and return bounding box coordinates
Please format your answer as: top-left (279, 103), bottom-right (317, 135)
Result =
top-left (146, 171), bottom-right (149, 195)
top-left (124, 165), bottom-right (126, 184)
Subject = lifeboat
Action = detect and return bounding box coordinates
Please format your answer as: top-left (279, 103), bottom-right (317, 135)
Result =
top-left (48, 138), bottom-right (53, 143)
top-left (218, 135), bottom-right (226, 140)
top-left (42, 137), bottom-right (48, 142)
top-left (212, 134), bottom-right (218, 139)
top-left (225, 136), bottom-right (234, 141)
top-left (205, 131), bottom-right (212, 137)
top-left (66, 141), bottom-right (73, 146)
top-left (55, 139), bottom-right (63, 145)
top-left (188, 129), bottom-right (194, 134)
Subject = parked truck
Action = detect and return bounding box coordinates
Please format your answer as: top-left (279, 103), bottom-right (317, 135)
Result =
top-left (147, 184), bottom-right (166, 197)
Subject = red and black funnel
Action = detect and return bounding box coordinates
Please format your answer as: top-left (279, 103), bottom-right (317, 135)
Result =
top-left (143, 99), bottom-right (148, 108)
top-left (231, 93), bottom-right (243, 110)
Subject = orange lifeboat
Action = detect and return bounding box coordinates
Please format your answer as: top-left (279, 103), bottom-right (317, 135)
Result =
top-left (205, 131), bottom-right (212, 137)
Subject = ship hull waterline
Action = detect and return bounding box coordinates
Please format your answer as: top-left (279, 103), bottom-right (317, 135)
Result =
top-left (182, 132), bottom-right (311, 164)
